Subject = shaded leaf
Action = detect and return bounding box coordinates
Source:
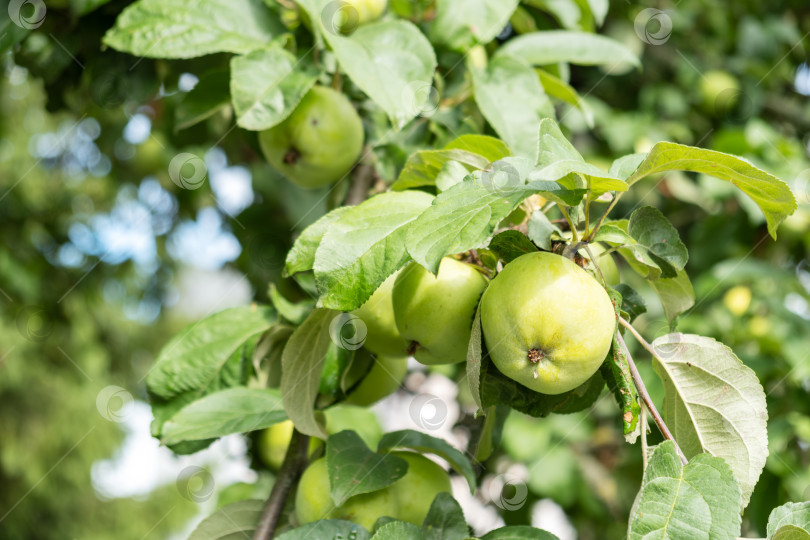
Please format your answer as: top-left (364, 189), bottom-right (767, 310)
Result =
top-left (188, 500), bottom-right (264, 539)
top-left (284, 206), bottom-right (353, 277)
top-left (650, 269), bottom-right (695, 324)
top-left (422, 493), bottom-right (468, 540)
top-left (768, 502), bottom-right (810, 540)
top-left (488, 231), bottom-right (539, 263)
top-left (176, 69), bottom-right (231, 131)
top-left (276, 520), bottom-right (371, 540)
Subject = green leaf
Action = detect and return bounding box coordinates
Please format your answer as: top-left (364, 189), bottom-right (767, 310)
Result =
top-left (527, 210), bottom-right (563, 251)
top-left (422, 493), bottom-right (468, 540)
top-left (627, 441), bottom-right (742, 540)
top-left (405, 176), bottom-right (576, 274)
top-left (267, 283), bottom-right (314, 325)
top-left (652, 333), bottom-right (769, 508)
top-left (600, 290), bottom-right (640, 443)
top-left (314, 191), bottom-right (434, 310)
top-left (444, 135), bottom-right (512, 162)
top-left (472, 56), bottom-right (553, 159)
top-left (161, 388), bottom-right (286, 445)
top-left (650, 268), bottom-right (695, 324)
top-left (276, 521), bottom-right (372, 540)
top-left (429, 0), bottom-right (520, 51)
top-left (377, 430), bottom-right (477, 492)
top-left (768, 502), bottom-right (810, 540)
top-left (536, 117), bottom-right (583, 165)
top-left (188, 500), bottom-right (264, 540)
top-left (609, 153), bottom-right (646, 180)
top-left (628, 206), bottom-right (688, 277)
top-left (0, 0), bottom-right (32, 54)
top-left (481, 526), bottom-right (560, 539)
top-left (103, 0), bottom-right (283, 58)
top-left (481, 357), bottom-right (605, 418)
top-left (612, 284), bottom-right (647, 322)
top-left (146, 306), bottom-right (276, 400)
top-left (536, 69), bottom-right (593, 126)
top-left (626, 142), bottom-right (797, 239)
top-left (488, 231), bottom-right (539, 263)
top-left (495, 30), bottom-right (640, 68)
top-left (435, 161), bottom-right (473, 193)
top-left (392, 150), bottom-right (489, 191)
top-left (284, 206), bottom-right (353, 277)
top-left (280, 308), bottom-right (336, 437)
top-left (592, 222), bottom-right (634, 245)
top-left (327, 430), bottom-right (408, 506)
top-left (467, 305), bottom-right (485, 410)
top-left (371, 521), bottom-right (423, 540)
top-left (176, 69), bottom-right (231, 131)
top-left (230, 47), bottom-right (318, 131)
top-left (324, 20), bottom-right (437, 129)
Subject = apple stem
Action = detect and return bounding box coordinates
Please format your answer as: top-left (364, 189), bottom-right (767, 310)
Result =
top-left (617, 317), bottom-right (666, 364)
top-left (615, 329), bottom-right (688, 465)
top-left (252, 428), bottom-right (311, 540)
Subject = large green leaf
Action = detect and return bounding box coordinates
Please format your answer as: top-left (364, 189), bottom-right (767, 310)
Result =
top-left (327, 430), bottom-right (408, 506)
top-left (284, 206), bottom-right (353, 277)
top-left (377, 430), bottom-right (476, 492)
top-left (768, 502), bottom-right (810, 540)
top-left (429, 0), bottom-right (520, 50)
top-left (391, 150), bottom-right (489, 191)
top-left (652, 333), bottom-right (769, 508)
top-left (627, 206), bottom-right (688, 277)
top-left (628, 442), bottom-right (742, 539)
top-left (472, 56), bottom-right (553, 159)
top-left (422, 493), bottom-right (468, 540)
top-left (188, 500), bottom-right (264, 540)
top-left (161, 388), bottom-right (287, 445)
top-left (146, 306), bottom-right (276, 400)
top-left (324, 20), bottom-right (437, 128)
top-left (276, 521), bottom-right (371, 540)
top-left (405, 175), bottom-right (577, 274)
top-left (626, 142), bottom-right (797, 238)
top-left (481, 526), bottom-right (560, 539)
top-left (280, 308), bottom-right (336, 437)
top-left (230, 47), bottom-right (318, 131)
top-left (103, 0), bottom-right (283, 58)
top-left (313, 191), bottom-right (434, 310)
top-left (371, 521), bottom-right (423, 540)
top-left (496, 30), bottom-right (640, 68)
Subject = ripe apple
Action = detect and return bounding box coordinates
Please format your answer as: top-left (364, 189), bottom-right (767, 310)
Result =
top-left (295, 457), bottom-right (398, 530)
top-left (259, 86), bottom-right (364, 189)
top-left (392, 258), bottom-right (489, 365)
top-left (352, 272), bottom-right (408, 356)
top-left (480, 252), bottom-right (615, 395)
top-left (386, 451), bottom-right (452, 525)
top-left (345, 354), bottom-right (407, 406)
top-left (258, 419), bottom-right (294, 470)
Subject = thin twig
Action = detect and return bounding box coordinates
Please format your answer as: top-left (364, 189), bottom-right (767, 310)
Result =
top-left (582, 243), bottom-right (606, 287)
top-left (558, 206), bottom-right (579, 242)
top-left (615, 330), bottom-right (688, 465)
top-left (640, 405), bottom-right (648, 471)
top-left (618, 317), bottom-right (665, 363)
top-left (253, 429), bottom-right (311, 540)
top-left (586, 193), bottom-right (623, 242)
top-left (344, 159), bottom-right (376, 206)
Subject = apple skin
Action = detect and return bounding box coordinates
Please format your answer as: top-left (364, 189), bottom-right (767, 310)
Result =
top-left (584, 243), bottom-right (619, 286)
top-left (258, 420), bottom-right (295, 470)
top-left (387, 451), bottom-right (452, 525)
top-left (295, 457), bottom-right (398, 530)
top-left (336, 0), bottom-right (387, 33)
top-left (700, 70), bottom-right (740, 115)
top-left (392, 258), bottom-right (488, 365)
top-left (259, 86), bottom-right (363, 189)
top-left (345, 354), bottom-right (408, 406)
top-left (352, 272), bottom-right (408, 356)
top-left (480, 252), bottom-right (615, 395)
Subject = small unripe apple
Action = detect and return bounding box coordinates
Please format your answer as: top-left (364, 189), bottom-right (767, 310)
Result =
top-left (583, 243), bottom-right (619, 286)
top-left (392, 258), bottom-right (488, 365)
top-left (481, 252), bottom-right (615, 395)
top-left (345, 354), bottom-right (408, 406)
top-left (259, 86), bottom-right (364, 189)
top-left (352, 272), bottom-right (408, 356)
top-left (258, 420), bottom-right (294, 470)
top-left (700, 70), bottom-right (740, 116)
top-left (386, 451), bottom-right (452, 525)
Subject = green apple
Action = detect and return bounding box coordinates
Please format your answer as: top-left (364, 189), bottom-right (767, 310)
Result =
top-left (700, 70), bottom-right (740, 115)
top-left (345, 354), bottom-right (408, 406)
top-left (324, 404), bottom-right (383, 449)
top-left (258, 420), bottom-right (294, 470)
top-left (583, 243), bottom-right (619, 286)
top-left (387, 451), bottom-right (452, 525)
top-left (392, 258), bottom-right (488, 365)
top-left (259, 86), bottom-right (364, 189)
top-left (295, 457), bottom-right (398, 530)
top-left (480, 252), bottom-right (615, 395)
top-left (334, 0), bottom-right (387, 33)
top-left (352, 272), bottom-right (408, 356)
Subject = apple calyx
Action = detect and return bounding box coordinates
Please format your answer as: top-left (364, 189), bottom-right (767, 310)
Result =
top-left (283, 148), bottom-right (300, 165)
